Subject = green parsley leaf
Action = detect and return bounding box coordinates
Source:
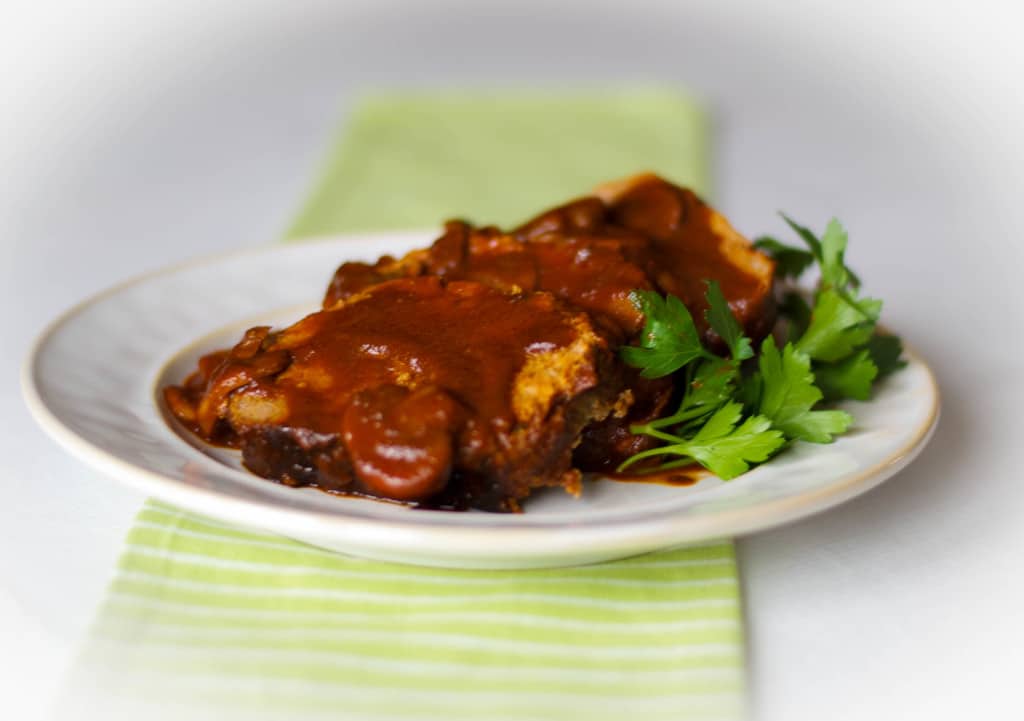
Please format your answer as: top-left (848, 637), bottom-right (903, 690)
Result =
top-left (758, 336), bottom-right (853, 442)
top-left (814, 349), bottom-right (879, 402)
top-left (679, 359), bottom-right (738, 420)
top-left (781, 213), bottom-right (824, 259)
top-left (617, 212), bottom-right (905, 482)
top-left (640, 357), bottom-right (737, 433)
top-left (620, 402), bottom-right (785, 480)
top-left (677, 403), bottom-right (786, 479)
top-left (753, 236), bottom-right (816, 280)
top-left (866, 333), bottom-right (907, 378)
top-left (819, 219), bottom-right (852, 289)
top-left (795, 289), bottom-right (882, 362)
top-left (629, 281), bottom-right (756, 434)
top-left (704, 280), bottom-right (754, 361)
top-left (620, 290), bottom-right (711, 378)
top-left (781, 214), bottom-right (861, 288)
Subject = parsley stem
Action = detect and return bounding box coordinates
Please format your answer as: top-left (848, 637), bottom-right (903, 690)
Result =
top-left (644, 406), bottom-right (712, 430)
top-left (629, 427), bottom-right (684, 444)
top-left (616, 444), bottom-right (694, 472)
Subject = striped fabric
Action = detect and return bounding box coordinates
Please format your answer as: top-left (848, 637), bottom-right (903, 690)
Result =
top-left (57, 92), bottom-right (747, 721)
top-left (63, 503), bottom-right (744, 721)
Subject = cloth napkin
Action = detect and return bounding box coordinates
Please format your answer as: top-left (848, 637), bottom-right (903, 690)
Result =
top-left (56, 91), bottom-right (746, 721)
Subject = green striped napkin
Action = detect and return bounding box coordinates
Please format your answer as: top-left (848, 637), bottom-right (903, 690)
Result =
top-left (57, 91), bottom-right (746, 721)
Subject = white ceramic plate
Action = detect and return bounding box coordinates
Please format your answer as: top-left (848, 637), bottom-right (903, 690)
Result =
top-left (23, 233), bottom-right (939, 568)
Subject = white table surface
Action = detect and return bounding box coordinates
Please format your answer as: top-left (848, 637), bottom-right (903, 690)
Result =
top-left (3, 2), bottom-right (1023, 720)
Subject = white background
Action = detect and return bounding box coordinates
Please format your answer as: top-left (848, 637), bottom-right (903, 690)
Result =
top-left (2, 1), bottom-right (1023, 719)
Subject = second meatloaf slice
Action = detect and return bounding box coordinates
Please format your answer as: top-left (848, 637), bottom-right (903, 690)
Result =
top-left (167, 276), bottom-right (626, 511)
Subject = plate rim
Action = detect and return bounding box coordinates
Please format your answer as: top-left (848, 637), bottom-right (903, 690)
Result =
top-left (21, 233), bottom-right (942, 564)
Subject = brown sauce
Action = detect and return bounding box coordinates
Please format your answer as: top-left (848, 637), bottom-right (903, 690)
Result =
top-left (603, 466), bottom-right (706, 487)
top-left (325, 175), bottom-right (775, 345)
top-left (164, 174), bottom-right (774, 511)
top-left (166, 276), bottom-right (618, 511)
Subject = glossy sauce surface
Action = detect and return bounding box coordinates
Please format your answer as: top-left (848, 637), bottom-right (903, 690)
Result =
top-left (166, 175), bottom-right (775, 509)
top-left (167, 277), bottom-right (606, 503)
top-left (260, 278), bottom-right (582, 432)
top-left (326, 178), bottom-right (774, 474)
top-left (325, 176), bottom-right (775, 344)
top-left (603, 467), bottom-right (706, 487)
top-left (608, 178), bottom-right (773, 336)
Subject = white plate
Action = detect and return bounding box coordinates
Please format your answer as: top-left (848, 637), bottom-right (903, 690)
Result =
top-left (22, 233), bottom-right (939, 568)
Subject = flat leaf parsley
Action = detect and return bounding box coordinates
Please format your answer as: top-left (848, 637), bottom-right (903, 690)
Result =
top-left (619, 291), bottom-right (713, 379)
top-left (617, 215), bottom-right (904, 479)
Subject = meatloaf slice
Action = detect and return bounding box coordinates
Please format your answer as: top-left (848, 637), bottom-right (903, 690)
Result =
top-left (319, 174), bottom-right (776, 472)
top-left (164, 276), bottom-right (626, 511)
top-left (593, 173), bottom-right (777, 344)
top-left (323, 173), bottom-right (775, 346)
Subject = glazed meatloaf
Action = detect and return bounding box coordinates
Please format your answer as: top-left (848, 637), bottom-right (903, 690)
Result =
top-left (164, 173), bottom-right (775, 511)
top-left (325, 173), bottom-right (775, 344)
top-left (321, 173), bottom-right (775, 472)
top-left (165, 277), bottom-right (627, 511)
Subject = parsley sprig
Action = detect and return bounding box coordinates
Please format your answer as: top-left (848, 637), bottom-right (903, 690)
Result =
top-left (619, 291), bottom-right (716, 378)
top-left (617, 216), bottom-right (904, 480)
